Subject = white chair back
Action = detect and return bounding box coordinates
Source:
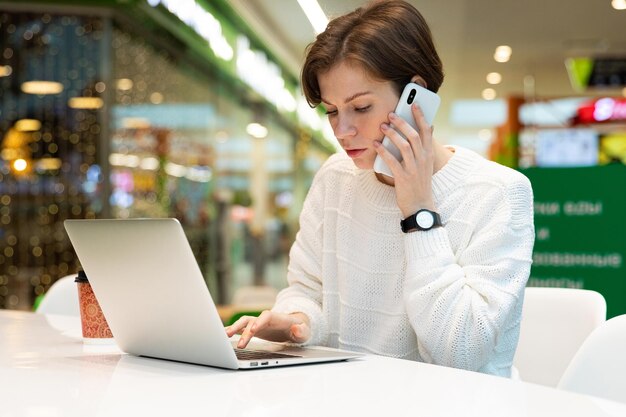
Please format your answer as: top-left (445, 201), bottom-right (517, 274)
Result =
top-left (36, 275), bottom-right (80, 316)
top-left (557, 314), bottom-right (626, 404)
top-left (513, 287), bottom-right (606, 387)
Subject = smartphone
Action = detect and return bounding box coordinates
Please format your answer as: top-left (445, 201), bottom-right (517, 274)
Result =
top-left (373, 82), bottom-right (441, 177)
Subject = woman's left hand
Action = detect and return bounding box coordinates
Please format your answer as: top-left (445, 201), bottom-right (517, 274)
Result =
top-left (374, 103), bottom-right (436, 218)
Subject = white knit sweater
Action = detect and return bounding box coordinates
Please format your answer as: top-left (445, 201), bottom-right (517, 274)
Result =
top-left (272, 145), bottom-right (535, 377)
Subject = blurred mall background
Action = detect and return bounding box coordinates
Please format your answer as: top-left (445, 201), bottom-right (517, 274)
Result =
top-left (0, 0), bottom-right (625, 317)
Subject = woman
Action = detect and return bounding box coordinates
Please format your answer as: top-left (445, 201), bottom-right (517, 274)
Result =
top-left (226, 0), bottom-right (534, 377)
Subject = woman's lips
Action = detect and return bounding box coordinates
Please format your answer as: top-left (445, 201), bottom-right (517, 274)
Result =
top-left (346, 148), bottom-right (366, 158)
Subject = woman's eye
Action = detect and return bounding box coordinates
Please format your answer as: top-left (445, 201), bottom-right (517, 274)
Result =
top-left (355, 105), bottom-right (371, 113)
top-left (325, 109), bottom-right (337, 116)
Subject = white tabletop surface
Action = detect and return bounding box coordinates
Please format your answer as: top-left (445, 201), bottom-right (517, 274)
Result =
top-left (2, 310), bottom-right (626, 417)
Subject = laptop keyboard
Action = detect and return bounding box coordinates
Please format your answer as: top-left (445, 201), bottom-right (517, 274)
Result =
top-left (235, 349), bottom-right (302, 360)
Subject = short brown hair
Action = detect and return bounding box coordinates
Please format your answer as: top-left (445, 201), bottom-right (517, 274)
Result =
top-left (301, 0), bottom-right (444, 107)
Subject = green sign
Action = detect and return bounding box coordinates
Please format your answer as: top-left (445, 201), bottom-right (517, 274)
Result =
top-left (521, 164), bottom-right (626, 318)
top-left (566, 57), bottom-right (626, 90)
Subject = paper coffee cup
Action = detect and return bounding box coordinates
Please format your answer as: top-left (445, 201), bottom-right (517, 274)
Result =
top-left (75, 270), bottom-right (114, 344)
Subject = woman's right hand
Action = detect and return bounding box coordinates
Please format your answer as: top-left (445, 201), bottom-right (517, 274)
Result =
top-left (224, 311), bottom-right (311, 349)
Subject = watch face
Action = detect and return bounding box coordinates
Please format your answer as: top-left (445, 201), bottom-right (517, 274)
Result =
top-left (415, 210), bottom-right (435, 229)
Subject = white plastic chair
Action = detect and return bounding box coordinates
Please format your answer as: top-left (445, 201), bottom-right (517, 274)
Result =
top-left (513, 287), bottom-right (606, 387)
top-left (36, 275), bottom-right (80, 316)
top-left (557, 314), bottom-right (626, 404)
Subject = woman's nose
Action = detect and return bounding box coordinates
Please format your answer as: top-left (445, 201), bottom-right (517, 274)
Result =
top-left (333, 115), bottom-right (357, 140)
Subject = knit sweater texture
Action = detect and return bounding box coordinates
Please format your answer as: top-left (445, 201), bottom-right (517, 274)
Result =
top-left (272, 145), bottom-right (535, 377)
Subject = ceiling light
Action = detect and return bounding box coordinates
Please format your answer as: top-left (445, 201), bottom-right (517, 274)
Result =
top-left (36, 158), bottom-right (62, 171)
top-left (121, 117), bottom-right (151, 129)
top-left (0, 65), bottom-right (12, 77)
top-left (150, 92), bottom-right (164, 104)
top-left (108, 153), bottom-right (140, 168)
top-left (482, 88), bottom-right (497, 100)
top-left (185, 166), bottom-right (212, 183)
top-left (68, 97), bottom-right (104, 109)
top-left (14, 119), bottom-right (42, 132)
top-left (246, 122), bottom-right (268, 139)
top-left (13, 159), bottom-right (28, 172)
top-left (139, 157), bottom-right (159, 171)
top-left (612, 0), bottom-right (626, 10)
top-left (21, 81), bottom-right (63, 95)
top-left (95, 82), bottom-right (106, 93)
top-left (165, 162), bottom-right (187, 178)
top-left (116, 78), bottom-right (134, 90)
top-left (494, 45), bottom-right (512, 63)
top-left (297, 0), bottom-right (329, 34)
top-left (109, 153), bottom-right (126, 166)
top-left (486, 72), bottom-right (502, 84)
top-left (123, 154), bottom-right (140, 168)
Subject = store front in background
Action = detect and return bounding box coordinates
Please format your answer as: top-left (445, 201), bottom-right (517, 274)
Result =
top-left (0, 4), bottom-right (330, 310)
top-left (517, 96), bottom-right (626, 318)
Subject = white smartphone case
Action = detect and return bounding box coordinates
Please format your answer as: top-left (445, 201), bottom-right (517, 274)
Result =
top-left (373, 83), bottom-right (440, 177)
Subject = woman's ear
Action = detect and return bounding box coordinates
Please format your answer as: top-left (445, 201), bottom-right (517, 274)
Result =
top-left (410, 75), bottom-right (427, 88)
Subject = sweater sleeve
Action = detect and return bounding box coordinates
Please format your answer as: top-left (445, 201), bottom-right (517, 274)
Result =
top-left (403, 174), bottom-right (535, 371)
top-left (271, 168), bottom-right (328, 346)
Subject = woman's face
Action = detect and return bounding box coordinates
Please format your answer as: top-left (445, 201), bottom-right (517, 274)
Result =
top-left (318, 61), bottom-right (400, 170)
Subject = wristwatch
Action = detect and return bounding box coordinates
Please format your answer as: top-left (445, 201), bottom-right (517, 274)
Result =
top-left (400, 209), bottom-right (442, 233)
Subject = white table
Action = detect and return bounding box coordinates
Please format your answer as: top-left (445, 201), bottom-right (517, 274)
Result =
top-left (1, 310), bottom-right (625, 417)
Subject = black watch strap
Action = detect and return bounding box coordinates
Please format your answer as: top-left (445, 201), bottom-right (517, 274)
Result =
top-left (400, 209), bottom-right (442, 233)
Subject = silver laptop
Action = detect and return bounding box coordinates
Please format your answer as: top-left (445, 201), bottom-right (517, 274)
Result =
top-left (64, 218), bottom-right (361, 369)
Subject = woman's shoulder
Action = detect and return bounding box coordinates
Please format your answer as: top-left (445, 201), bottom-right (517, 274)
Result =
top-left (453, 146), bottom-right (532, 191)
top-left (441, 146), bottom-right (533, 217)
top-left (444, 147), bottom-right (534, 229)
